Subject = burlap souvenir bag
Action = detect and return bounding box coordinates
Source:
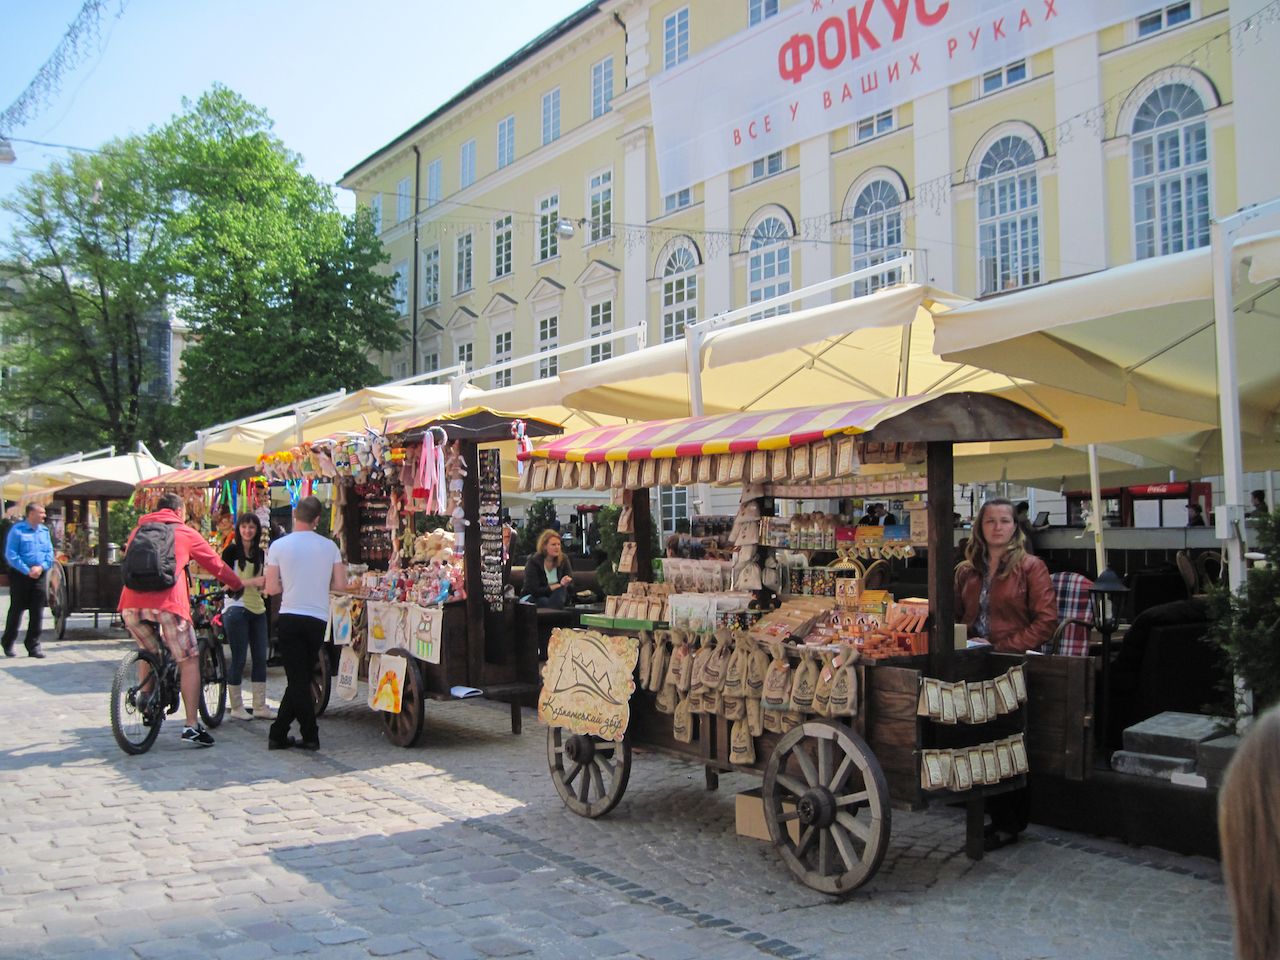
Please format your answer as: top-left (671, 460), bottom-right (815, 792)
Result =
top-left (687, 642), bottom-right (712, 712)
top-left (788, 654), bottom-right (818, 713)
top-left (696, 455), bottom-right (714, 483)
top-left (722, 690), bottom-right (746, 722)
top-left (518, 462), bottom-right (535, 492)
top-left (746, 645), bottom-right (770, 700)
top-left (730, 719), bottom-right (756, 765)
top-left (747, 694), bottom-right (764, 737)
top-left (780, 710), bottom-right (803, 733)
top-left (593, 461), bottom-right (610, 491)
top-left (703, 630), bottom-right (733, 691)
top-left (790, 444), bottom-right (811, 481)
top-left (827, 652), bottom-right (858, 717)
top-left (677, 457), bottom-right (696, 485)
top-left (716, 454), bottom-right (735, 485)
top-left (637, 630), bottom-right (654, 686)
top-left (812, 652), bottom-right (837, 717)
top-left (672, 693), bottom-right (693, 743)
top-left (722, 635), bottom-right (747, 698)
top-left (771, 447), bottom-right (790, 481)
top-left (617, 506), bottom-right (634, 534)
top-left (647, 631), bottom-right (670, 692)
top-left (641, 459), bottom-right (657, 488)
top-left (610, 461), bottom-right (626, 489)
top-left (664, 634), bottom-right (693, 694)
top-left (625, 459), bottom-right (642, 489)
top-left (762, 646), bottom-right (792, 712)
top-left (749, 450), bottom-right (770, 484)
top-left (762, 704), bottom-right (782, 733)
top-left (657, 458), bottom-right (675, 485)
top-left (655, 681), bottom-right (677, 714)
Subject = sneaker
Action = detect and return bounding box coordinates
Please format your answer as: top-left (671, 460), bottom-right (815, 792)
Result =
top-left (181, 725), bottom-right (215, 747)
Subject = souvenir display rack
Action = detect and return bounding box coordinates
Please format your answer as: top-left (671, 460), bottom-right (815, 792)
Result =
top-left (293, 409), bottom-right (564, 747)
top-left (523, 392), bottom-right (1097, 895)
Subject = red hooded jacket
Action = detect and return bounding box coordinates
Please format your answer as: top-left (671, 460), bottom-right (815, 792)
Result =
top-left (117, 509), bottom-right (243, 621)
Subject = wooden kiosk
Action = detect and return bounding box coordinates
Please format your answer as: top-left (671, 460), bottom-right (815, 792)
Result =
top-left (44, 478), bottom-right (140, 638)
top-left (322, 408), bottom-right (562, 747)
top-left (523, 392), bottom-right (1097, 895)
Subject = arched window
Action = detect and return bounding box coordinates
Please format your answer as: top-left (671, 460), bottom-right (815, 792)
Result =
top-left (851, 180), bottom-right (903, 296)
top-left (748, 216), bottom-right (791, 318)
top-left (662, 246), bottom-right (698, 343)
top-left (1131, 83), bottom-right (1209, 259)
top-left (977, 135), bottom-right (1041, 296)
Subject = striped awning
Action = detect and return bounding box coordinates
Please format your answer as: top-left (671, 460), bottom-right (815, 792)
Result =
top-left (522, 397), bottom-right (926, 463)
top-left (137, 465), bottom-right (257, 488)
top-left (521, 393), bottom-right (1062, 463)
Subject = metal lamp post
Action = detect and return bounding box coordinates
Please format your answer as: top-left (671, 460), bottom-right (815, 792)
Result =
top-left (1089, 567), bottom-right (1129, 762)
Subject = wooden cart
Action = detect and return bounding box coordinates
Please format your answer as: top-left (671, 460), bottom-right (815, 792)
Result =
top-left (45, 479), bottom-right (144, 638)
top-left (525, 393), bottom-right (1097, 895)
top-left (313, 409), bottom-right (563, 747)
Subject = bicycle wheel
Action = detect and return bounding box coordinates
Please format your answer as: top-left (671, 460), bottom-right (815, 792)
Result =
top-left (197, 631), bottom-right (227, 728)
top-left (111, 650), bottom-right (163, 755)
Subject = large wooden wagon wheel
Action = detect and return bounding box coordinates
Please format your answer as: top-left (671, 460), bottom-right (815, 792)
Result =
top-left (762, 719), bottom-right (891, 895)
top-left (547, 726), bottom-right (631, 818)
top-left (49, 561), bottom-right (68, 639)
top-left (381, 648), bottom-right (425, 748)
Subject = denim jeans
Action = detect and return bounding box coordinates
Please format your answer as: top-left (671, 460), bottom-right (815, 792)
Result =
top-left (222, 604), bottom-right (268, 684)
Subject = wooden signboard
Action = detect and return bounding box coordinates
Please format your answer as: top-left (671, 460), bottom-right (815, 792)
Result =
top-left (538, 629), bottom-right (639, 742)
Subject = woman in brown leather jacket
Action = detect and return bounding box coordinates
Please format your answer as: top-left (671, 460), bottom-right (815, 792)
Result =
top-left (954, 498), bottom-right (1058, 850)
top-left (955, 499), bottom-right (1058, 653)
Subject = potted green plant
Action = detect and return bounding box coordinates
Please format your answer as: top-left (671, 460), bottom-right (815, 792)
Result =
top-left (1208, 509), bottom-right (1280, 713)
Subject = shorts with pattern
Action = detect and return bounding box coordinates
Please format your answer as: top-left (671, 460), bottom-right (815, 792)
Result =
top-left (121, 608), bottom-right (198, 663)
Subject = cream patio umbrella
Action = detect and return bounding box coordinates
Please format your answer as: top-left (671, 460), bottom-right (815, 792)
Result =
top-left (180, 416), bottom-right (299, 468)
top-left (260, 383), bottom-right (485, 456)
top-left (933, 231), bottom-right (1280, 435)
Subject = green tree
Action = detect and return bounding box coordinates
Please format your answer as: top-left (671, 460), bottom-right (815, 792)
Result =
top-left (158, 87), bottom-right (402, 432)
top-left (0, 139), bottom-right (177, 460)
top-left (514, 498), bottom-right (560, 560)
top-left (1208, 510), bottom-right (1280, 712)
top-left (0, 85), bottom-right (402, 461)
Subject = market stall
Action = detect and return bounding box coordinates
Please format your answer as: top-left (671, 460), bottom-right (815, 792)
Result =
top-left (521, 392), bottom-right (1096, 895)
top-left (267, 409), bottom-right (563, 747)
top-left (3, 451), bottom-right (174, 637)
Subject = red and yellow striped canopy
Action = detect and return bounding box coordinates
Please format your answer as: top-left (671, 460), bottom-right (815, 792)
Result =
top-left (137, 465), bottom-right (257, 488)
top-left (522, 397), bottom-right (935, 463)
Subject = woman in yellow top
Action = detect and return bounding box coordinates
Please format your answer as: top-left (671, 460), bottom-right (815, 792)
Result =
top-left (221, 513), bottom-right (272, 720)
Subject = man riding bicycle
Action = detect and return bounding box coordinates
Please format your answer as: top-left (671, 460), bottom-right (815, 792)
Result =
top-left (118, 492), bottom-right (243, 747)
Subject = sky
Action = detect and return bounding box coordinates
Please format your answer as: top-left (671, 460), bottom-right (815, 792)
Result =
top-left (0, 0), bottom-right (592, 218)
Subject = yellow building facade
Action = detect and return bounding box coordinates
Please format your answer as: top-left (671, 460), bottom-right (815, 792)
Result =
top-left (341, 0), bottom-right (1270, 392)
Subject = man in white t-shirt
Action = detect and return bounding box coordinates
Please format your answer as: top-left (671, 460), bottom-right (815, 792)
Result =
top-left (263, 496), bottom-right (346, 750)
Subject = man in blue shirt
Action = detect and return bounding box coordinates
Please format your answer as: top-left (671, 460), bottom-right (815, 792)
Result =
top-left (4, 503), bottom-right (55, 658)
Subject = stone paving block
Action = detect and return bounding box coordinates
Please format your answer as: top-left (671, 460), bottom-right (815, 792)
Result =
top-left (470, 935), bottom-right (533, 957)
top-left (364, 934), bottom-right (420, 956)
top-left (1111, 751), bottom-right (1196, 780)
top-left (1122, 713), bottom-right (1232, 759)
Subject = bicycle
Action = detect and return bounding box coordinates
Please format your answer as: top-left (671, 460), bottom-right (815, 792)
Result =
top-left (110, 590), bottom-right (229, 755)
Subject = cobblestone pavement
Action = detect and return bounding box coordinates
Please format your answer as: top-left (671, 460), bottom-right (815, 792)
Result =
top-left (0, 628), bottom-right (1234, 960)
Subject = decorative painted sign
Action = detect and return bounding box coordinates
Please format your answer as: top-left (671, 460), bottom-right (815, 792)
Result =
top-left (372, 654), bottom-right (408, 714)
top-left (649, 0), bottom-right (1158, 193)
top-left (538, 629), bottom-right (639, 742)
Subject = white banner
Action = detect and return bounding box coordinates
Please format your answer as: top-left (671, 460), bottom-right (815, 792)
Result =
top-left (650, 0), bottom-right (1157, 194)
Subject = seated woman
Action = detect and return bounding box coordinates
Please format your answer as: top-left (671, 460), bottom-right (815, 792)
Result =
top-left (523, 529), bottom-right (575, 609)
top-left (954, 497), bottom-right (1059, 851)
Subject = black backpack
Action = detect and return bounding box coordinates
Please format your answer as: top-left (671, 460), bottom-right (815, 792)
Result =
top-left (122, 521), bottom-right (178, 591)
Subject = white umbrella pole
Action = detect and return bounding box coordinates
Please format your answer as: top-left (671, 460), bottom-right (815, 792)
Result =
top-left (1087, 444), bottom-right (1106, 578)
top-left (685, 324), bottom-right (711, 523)
top-left (1211, 218), bottom-right (1247, 596)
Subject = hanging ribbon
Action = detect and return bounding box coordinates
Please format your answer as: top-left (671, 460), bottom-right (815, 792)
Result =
top-left (430, 426), bottom-right (446, 514)
top-left (511, 419), bottom-right (533, 475)
top-left (284, 478), bottom-right (302, 508)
